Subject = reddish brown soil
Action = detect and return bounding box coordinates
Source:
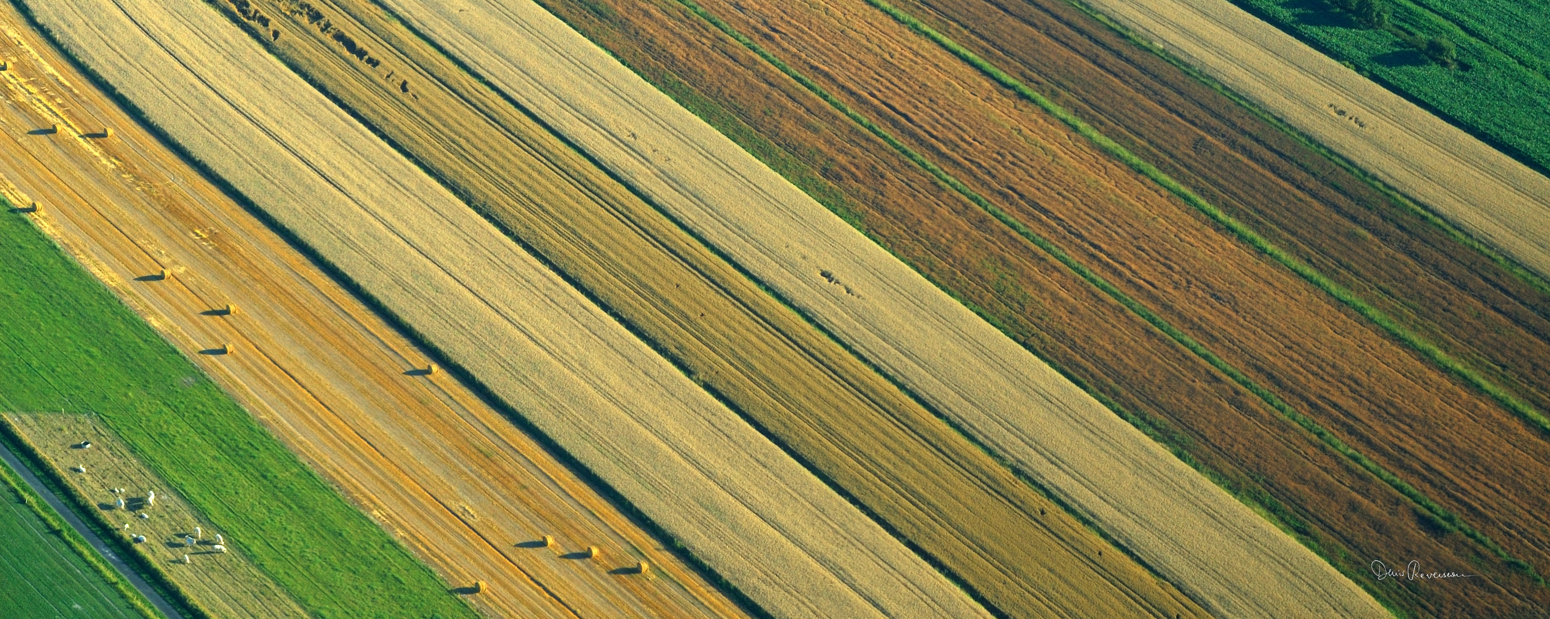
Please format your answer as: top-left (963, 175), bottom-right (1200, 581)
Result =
top-left (535, 0), bottom-right (1550, 614)
top-left (901, 0), bottom-right (1550, 433)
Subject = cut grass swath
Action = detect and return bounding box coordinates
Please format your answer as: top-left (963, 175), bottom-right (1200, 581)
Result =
top-left (672, 0), bottom-right (1541, 583)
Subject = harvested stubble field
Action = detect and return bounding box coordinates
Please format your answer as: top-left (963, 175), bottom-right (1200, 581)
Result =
top-left (1070, 0), bottom-right (1550, 282)
top-left (0, 2), bottom-right (748, 616)
top-left (704, 0), bottom-right (1550, 574)
top-left (530, 0), bottom-right (1550, 614)
top-left (205, 0), bottom-right (1209, 616)
top-left (890, 0), bottom-right (1550, 439)
top-left (0, 173), bottom-right (471, 618)
top-left (22, 0), bottom-right (987, 616)
top-left (5, 414), bottom-right (307, 618)
top-left (374, 0), bottom-right (1383, 616)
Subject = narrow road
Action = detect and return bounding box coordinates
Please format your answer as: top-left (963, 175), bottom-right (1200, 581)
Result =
top-left (0, 434), bottom-right (184, 619)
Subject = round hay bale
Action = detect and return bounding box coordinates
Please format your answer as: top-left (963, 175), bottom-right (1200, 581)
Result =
top-left (584, 546), bottom-right (598, 560)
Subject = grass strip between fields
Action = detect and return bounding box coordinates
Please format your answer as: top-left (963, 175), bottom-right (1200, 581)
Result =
top-left (868, 0), bottom-right (1550, 444)
top-left (0, 204), bottom-right (477, 618)
top-left (669, 0), bottom-right (1541, 585)
top-left (0, 442), bottom-right (157, 619)
top-left (1052, 0), bottom-right (1550, 304)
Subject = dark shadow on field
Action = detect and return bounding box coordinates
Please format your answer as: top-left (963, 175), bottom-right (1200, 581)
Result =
top-left (132, 273), bottom-right (169, 282)
top-left (513, 539), bottom-right (549, 548)
top-left (1374, 49), bottom-right (1428, 67)
top-left (25, 127), bottom-right (57, 135)
top-left (197, 348), bottom-right (228, 356)
top-left (1286, 0), bottom-right (1357, 28)
top-left (403, 368), bottom-right (433, 376)
top-left (199, 308), bottom-right (231, 316)
top-left (559, 550), bottom-right (594, 560)
top-left (7, 206), bottom-right (35, 214)
top-left (607, 565), bottom-right (647, 575)
top-left (449, 585), bottom-right (481, 595)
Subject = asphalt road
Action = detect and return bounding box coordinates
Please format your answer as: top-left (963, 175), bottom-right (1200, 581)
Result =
top-left (0, 434), bottom-right (184, 619)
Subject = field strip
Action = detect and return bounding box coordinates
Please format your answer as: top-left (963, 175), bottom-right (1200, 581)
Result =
top-left (1067, 0), bottom-right (1550, 281)
top-left (0, 3), bottom-right (758, 613)
top-left (18, 0), bottom-right (986, 616)
top-left (870, 0), bottom-right (1550, 441)
top-left (855, 0), bottom-right (1543, 575)
top-left (682, 0), bottom-right (1536, 588)
top-left (371, 0), bottom-right (1387, 615)
top-left (201, 0), bottom-right (1209, 615)
top-left (0, 425), bottom-right (166, 619)
top-left (4, 413), bottom-right (308, 619)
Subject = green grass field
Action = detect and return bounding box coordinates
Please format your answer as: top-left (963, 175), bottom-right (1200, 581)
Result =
top-left (1222, 0), bottom-right (1550, 174)
top-left (0, 207), bottom-right (475, 619)
top-left (0, 465), bottom-right (144, 619)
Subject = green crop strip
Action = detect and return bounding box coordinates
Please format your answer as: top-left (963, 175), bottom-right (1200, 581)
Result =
top-left (869, 0), bottom-right (1550, 444)
top-left (0, 205), bottom-right (478, 618)
top-left (1050, 0), bottom-right (1550, 303)
top-left (670, 0), bottom-right (1539, 583)
top-left (0, 451), bottom-right (156, 618)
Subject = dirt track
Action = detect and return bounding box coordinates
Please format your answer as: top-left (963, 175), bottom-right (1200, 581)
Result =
top-left (375, 0), bottom-right (1388, 615)
top-left (19, 0), bottom-right (988, 616)
top-left (0, 3), bottom-right (750, 616)
top-left (1075, 0), bottom-right (1550, 280)
top-left (199, 0), bottom-right (1208, 615)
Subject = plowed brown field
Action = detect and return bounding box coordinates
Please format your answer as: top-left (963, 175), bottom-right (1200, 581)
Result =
top-left (898, 0), bottom-right (1550, 460)
top-left (199, 0), bottom-right (1208, 616)
top-left (0, 4), bottom-right (744, 616)
top-left (531, 0), bottom-right (1550, 613)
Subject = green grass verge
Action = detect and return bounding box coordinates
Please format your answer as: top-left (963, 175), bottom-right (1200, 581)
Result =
top-left (0, 454), bottom-right (153, 618)
top-left (0, 206), bottom-right (476, 619)
top-left (670, 0), bottom-right (1539, 585)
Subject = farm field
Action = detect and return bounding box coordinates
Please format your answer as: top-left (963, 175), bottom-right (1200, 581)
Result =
top-left (368, 0), bottom-right (1385, 616)
top-left (0, 1), bottom-right (748, 616)
top-left (891, 0), bottom-right (1550, 432)
top-left (0, 152), bottom-right (474, 617)
top-left (19, 0), bottom-right (988, 616)
top-left (201, 0), bottom-right (1210, 616)
top-left (528, 0), bottom-right (1550, 614)
top-left (1222, 0), bottom-right (1550, 174)
top-left (5, 413), bottom-right (307, 618)
top-left (0, 453), bottom-right (144, 618)
top-left (1072, 0), bottom-right (1550, 281)
top-left (0, 0), bottom-right (1543, 612)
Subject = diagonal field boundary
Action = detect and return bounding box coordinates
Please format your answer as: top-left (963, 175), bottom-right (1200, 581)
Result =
top-left (866, 0), bottom-right (1550, 442)
top-left (668, 0), bottom-right (1542, 585)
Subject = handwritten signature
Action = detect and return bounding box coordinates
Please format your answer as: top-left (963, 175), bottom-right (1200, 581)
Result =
top-left (1371, 560), bottom-right (1477, 581)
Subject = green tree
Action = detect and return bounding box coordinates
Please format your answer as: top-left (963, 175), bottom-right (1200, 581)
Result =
top-left (1423, 36), bottom-right (1458, 67)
